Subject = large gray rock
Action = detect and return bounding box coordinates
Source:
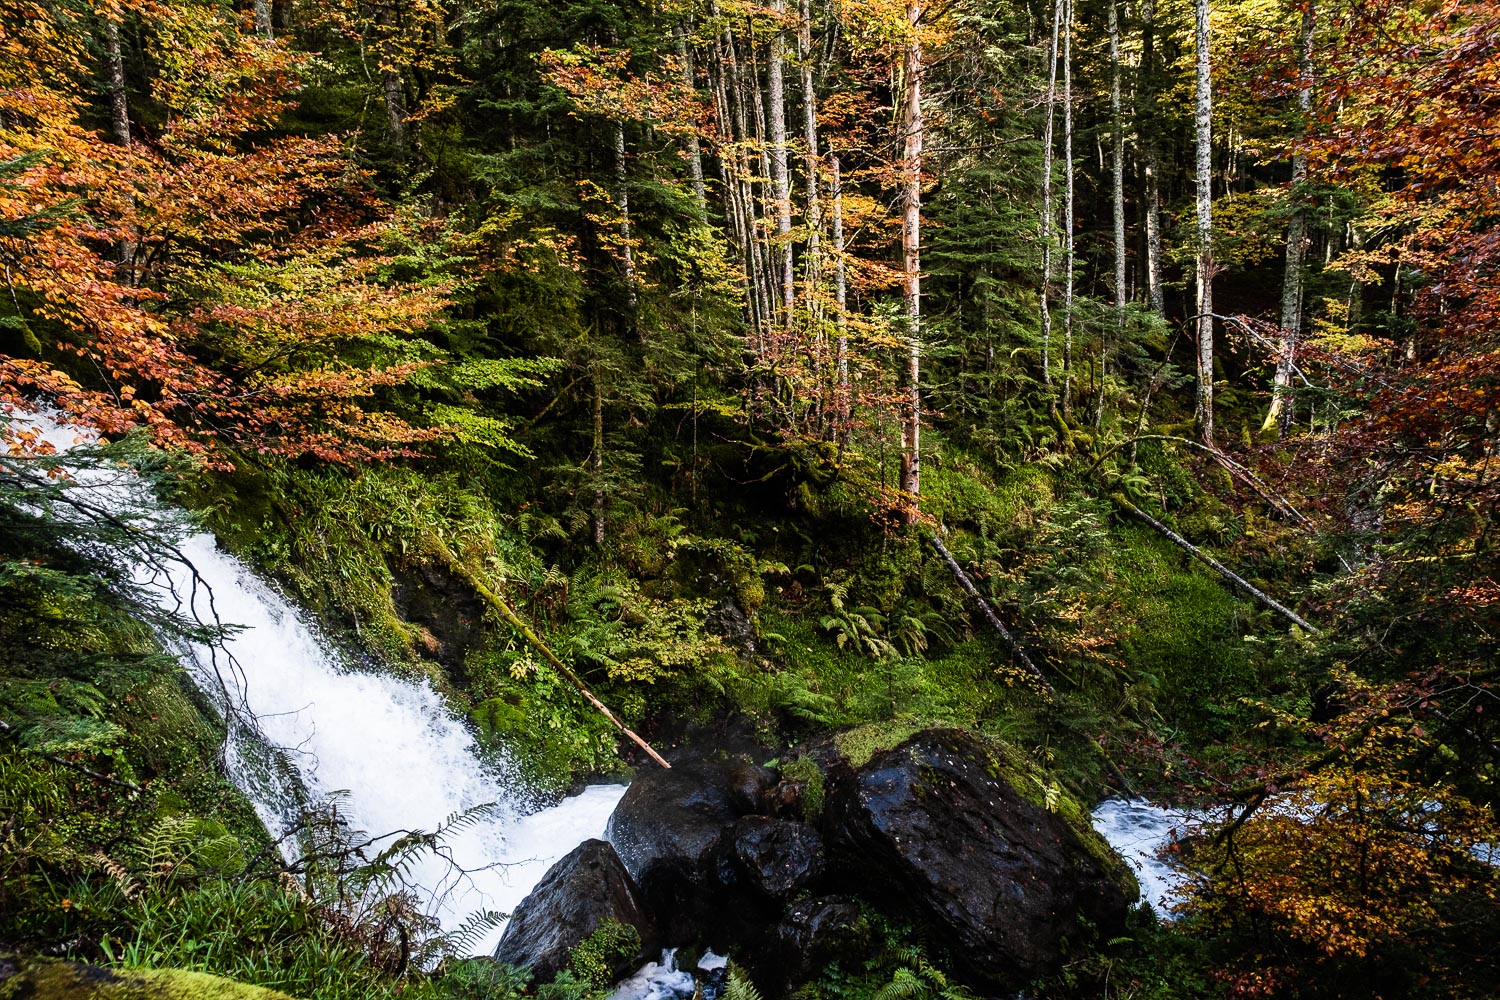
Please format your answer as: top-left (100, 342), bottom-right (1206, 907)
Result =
top-left (492, 838), bottom-right (656, 982)
top-left (822, 728), bottom-right (1135, 991)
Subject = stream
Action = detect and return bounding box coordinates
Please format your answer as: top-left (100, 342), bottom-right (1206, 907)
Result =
top-left (12, 406), bottom-right (1195, 973)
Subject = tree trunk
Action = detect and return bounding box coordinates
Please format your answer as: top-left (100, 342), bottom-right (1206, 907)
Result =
top-left (677, 24), bottom-right (708, 218)
top-left (1039, 0), bottom-right (1063, 401)
top-left (1062, 0), bottom-right (1075, 420)
top-left (252, 0), bottom-right (271, 36)
top-left (102, 8), bottom-right (136, 274)
top-left (1193, 0), bottom-right (1215, 445)
top-left (748, 36), bottom-right (779, 334)
top-left (1113, 496), bottom-right (1320, 633)
top-left (376, 7), bottom-right (408, 157)
top-left (798, 0), bottom-right (822, 304)
top-left (613, 121), bottom-right (639, 316)
top-left (103, 13), bottom-right (130, 150)
top-left (1263, 4), bottom-right (1315, 439)
top-left (929, 533), bottom-right (1051, 690)
top-left (898, 0), bottom-right (922, 521)
top-left (592, 370), bottom-right (606, 546)
top-left (1105, 0), bottom-right (1126, 428)
top-left (431, 539), bottom-right (671, 769)
top-left (1139, 0), bottom-right (1165, 315)
top-left (832, 154), bottom-right (850, 445)
top-left (766, 5), bottom-right (795, 320)
top-left (721, 29), bottom-right (770, 346)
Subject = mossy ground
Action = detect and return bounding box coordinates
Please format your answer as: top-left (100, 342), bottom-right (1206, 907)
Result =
top-left (0, 958), bottom-right (296, 1000)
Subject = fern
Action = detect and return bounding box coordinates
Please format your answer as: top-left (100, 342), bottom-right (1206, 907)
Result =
top-left (723, 963), bottom-right (764, 1000)
top-left (441, 909), bottom-right (509, 957)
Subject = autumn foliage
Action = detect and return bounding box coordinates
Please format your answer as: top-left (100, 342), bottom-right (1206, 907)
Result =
top-left (0, 0), bottom-right (449, 462)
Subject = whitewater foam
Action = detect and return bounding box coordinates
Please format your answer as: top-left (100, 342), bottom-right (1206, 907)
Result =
top-left (6, 407), bottom-right (627, 953)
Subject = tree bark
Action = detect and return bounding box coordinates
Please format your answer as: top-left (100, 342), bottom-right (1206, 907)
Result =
top-left (677, 23), bottom-right (708, 219)
top-left (748, 35), bottom-right (779, 334)
top-left (832, 153), bottom-right (850, 444)
top-left (1039, 0), bottom-right (1063, 400)
top-left (1113, 496), bottom-right (1320, 633)
top-left (613, 121), bottom-right (639, 316)
top-left (765, 5), bottom-right (795, 320)
top-left (376, 6), bottom-right (408, 157)
top-left (1139, 0), bottom-right (1165, 315)
top-left (1263, 4), bottom-right (1315, 439)
top-left (253, 0), bottom-right (272, 36)
top-left (798, 0), bottom-right (822, 304)
top-left (1193, 0), bottom-right (1215, 445)
top-left (898, 0), bottom-right (923, 521)
top-left (592, 369), bottom-right (606, 546)
top-left (1062, 0), bottom-right (1075, 419)
top-left (929, 533), bottom-right (1051, 690)
top-left (102, 8), bottom-right (136, 275)
top-left (1105, 0), bottom-right (1126, 428)
top-left (103, 12), bottom-right (130, 148)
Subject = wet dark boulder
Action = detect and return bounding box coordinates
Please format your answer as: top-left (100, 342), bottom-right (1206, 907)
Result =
top-left (606, 752), bottom-right (777, 942)
top-left (492, 838), bottom-right (657, 982)
top-left (822, 728), bottom-right (1135, 992)
top-left (717, 816), bottom-right (825, 900)
top-left (751, 895), bottom-right (869, 994)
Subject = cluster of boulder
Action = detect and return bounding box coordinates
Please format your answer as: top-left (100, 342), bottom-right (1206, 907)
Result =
top-left (494, 725), bottom-right (1136, 996)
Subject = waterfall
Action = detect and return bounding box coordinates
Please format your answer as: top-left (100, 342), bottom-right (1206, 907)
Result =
top-left (10, 408), bottom-right (625, 954)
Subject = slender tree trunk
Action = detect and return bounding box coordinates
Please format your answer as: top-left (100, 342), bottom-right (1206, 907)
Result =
top-left (103, 13), bottom-right (130, 150)
top-left (1106, 0), bottom-right (1126, 428)
top-left (1062, 0), bottom-right (1075, 419)
top-left (592, 371), bottom-right (606, 546)
top-left (614, 121), bottom-right (639, 316)
top-left (1193, 0), bottom-right (1215, 445)
top-left (677, 24), bottom-right (708, 218)
top-left (898, 0), bottom-right (923, 521)
top-left (1114, 497), bottom-right (1320, 633)
top-left (102, 9), bottom-right (136, 274)
top-left (765, 6), bottom-right (795, 320)
top-left (376, 7), bottom-right (408, 157)
top-left (721, 29), bottom-right (770, 346)
top-left (832, 153), bottom-right (849, 444)
top-left (1039, 0), bottom-right (1063, 401)
top-left (432, 539), bottom-right (671, 769)
top-left (798, 0), bottom-right (822, 304)
top-left (252, 0), bottom-right (271, 35)
top-left (710, 39), bottom-right (756, 334)
top-left (1139, 0), bottom-right (1165, 315)
top-left (1263, 4), bottom-right (1315, 439)
top-left (748, 36), bottom-right (779, 334)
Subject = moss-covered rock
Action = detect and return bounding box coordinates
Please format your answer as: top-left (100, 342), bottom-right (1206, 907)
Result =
top-left (821, 727), bottom-right (1138, 993)
top-left (0, 957), bottom-right (297, 1000)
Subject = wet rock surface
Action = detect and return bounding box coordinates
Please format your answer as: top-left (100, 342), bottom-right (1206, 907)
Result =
top-left (718, 816), bottom-right (825, 900)
top-left (506, 725), bottom-right (1135, 996)
top-left (492, 838), bottom-right (657, 983)
top-left (822, 727), bottom-right (1133, 991)
top-left (754, 895), bottom-right (868, 993)
top-left (606, 749), bottom-right (778, 943)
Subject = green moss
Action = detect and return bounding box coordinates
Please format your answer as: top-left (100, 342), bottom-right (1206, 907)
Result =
top-left (833, 720), bottom-right (926, 768)
top-left (565, 920), bottom-right (641, 991)
top-left (779, 757), bottom-right (825, 821)
top-left (0, 958), bottom-right (296, 1000)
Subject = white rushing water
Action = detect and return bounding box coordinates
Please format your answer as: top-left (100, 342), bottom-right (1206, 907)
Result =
top-left (1090, 798), bottom-right (1198, 914)
top-left (8, 408), bottom-right (626, 954)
